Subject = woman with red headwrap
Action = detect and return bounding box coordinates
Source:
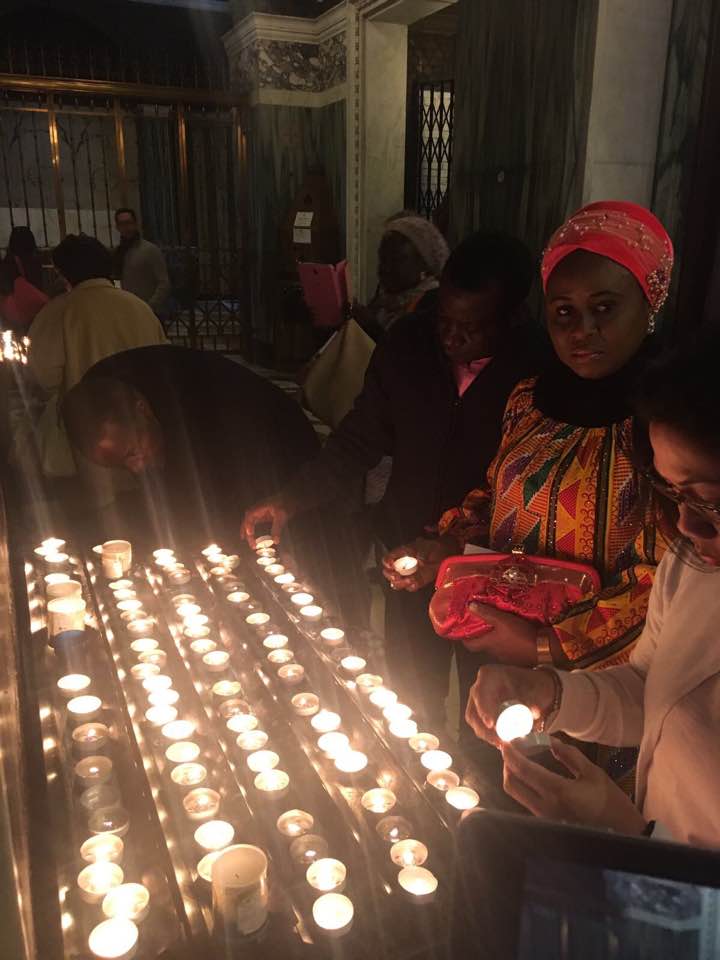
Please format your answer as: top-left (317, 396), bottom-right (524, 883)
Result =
top-left (385, 201), bottom-right (674, 689)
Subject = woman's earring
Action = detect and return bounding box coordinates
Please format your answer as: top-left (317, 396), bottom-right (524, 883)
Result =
top-left (647, 314), bottom-right (657, 335)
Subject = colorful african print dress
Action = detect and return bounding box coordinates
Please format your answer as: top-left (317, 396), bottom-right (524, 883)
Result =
top-left (439, 378), bottom-right (666, 669)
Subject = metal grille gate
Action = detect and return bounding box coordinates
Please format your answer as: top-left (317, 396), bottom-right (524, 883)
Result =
top-left (414, 80), bottom-right (454, 220)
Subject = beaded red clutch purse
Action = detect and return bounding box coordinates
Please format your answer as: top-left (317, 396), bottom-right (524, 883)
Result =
top-left (429, 549), bottom-right (600, 641)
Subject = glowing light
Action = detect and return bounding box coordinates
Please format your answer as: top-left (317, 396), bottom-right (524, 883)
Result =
top-left (361, 788), bottom-right (396, 814)
top-left (398, 866), bottom-right (437, 897)
top-left (101, 883), bottom-right (150, 922)
top-left (145, 705), bottom-right (178, 726)
top-left (426, 770), bottom-right (460, 792)
top-left (290, 592), bottom-right (314, 606)
top-left (254, 769), bottom-right (289, 792)
top-left (334, 750), bottom-right (368, 774)
top-left (236, 730), bottom-right (269, 751)
top-left (420, 750), bottom-right (453, 772)
top-left (312, 893), bottom-right (354, 932)
top-left (317, 732), bottom-right (350, 758)
top-left (369, 688), bottom-right (398, 709)
top-left (311, 710), bottom-right (341, 733)
top-left (183, 788), bottom-right (221, 821)
top-left (390, 839), bottom-right (428, 867)
top-left (67, 695), bottom-right (102, 719)
top-left (75, 756), bottom-right (113, 788)
top-left (276, 809), bottom-right (314, 837)
top-left (389, 719), bottom-right (419, 739)
top-left (72, 723), bottom-right (110, 754)
top-left (320, 627), bottom-right (345, 645)
top-left (171, 763), bottom-right (207, 788)
top-left (190, 638), bottom-right (217, 656)
top-left (267, 648), bottom-right (294, 664)
top-left (393, 556), bottom-right (418, 576)
top-left (446, 786), bottom-right (480, 810)
top-left (408, 733), bottom-right (439, 754)
top-left (356, 673), bottom-right (383, 693)
top-left (80, 834), bottom-right (124, 864)
top-left (212, 679), bottom-right (242, 698)
top-left (57, 673), bottom-right (91, 697)
top-left (263, 633), bottom-right (288, 649)
top-left (130, 638), bottom-right (158, 654)
top-left (166, 741), bottom-right (200, 764)
top-left (162, 719), bottom-right (195, 741)
top-left (202, 650), bottom-right (230, 673)
top-left (227, 591), bottom-right (250, 604)
top-left (278, 663), bottom-right (305, 685)
top-left (246, 750), bottom-right (279, 773)
top-left (299, 604), bottom-right (324, 621)
top-left (194, 820), bottom-right (235, 852)
top-left (383, 703), bottom-right (412, 723)
top-left (495, 701), bottom-right (534, 743)
top-left (245, 612), bottom-right (270, 627)
top-left (306, 858), bottom-right (346, 893)
top-left (77, 862), bottom-right (124, 904)
top-left (291, 692), bottom-right (319, 716)
top-left (87, 917), bottom-right (138, 958)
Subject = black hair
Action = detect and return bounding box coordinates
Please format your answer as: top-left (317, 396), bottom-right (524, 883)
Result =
top-left (0, 260), bottom-right (16, 296)
top-left (52, 234), bottom-right (113, 286)
top-left (114, 207), bottom-right (137, 222)
top-left (61, 376), bottom-right (142, 452)
top-left (442, 231), bottom-right (533, 307)
top-left (4, 225), bottom-right (43, 288)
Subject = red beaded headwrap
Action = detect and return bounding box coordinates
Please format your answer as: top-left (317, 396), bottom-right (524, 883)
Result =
top-left (541, 201), bottom-right (674, 313)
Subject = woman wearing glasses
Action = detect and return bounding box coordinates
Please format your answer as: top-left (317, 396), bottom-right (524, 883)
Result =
top-left (465, 332), bottom-right (720, 847)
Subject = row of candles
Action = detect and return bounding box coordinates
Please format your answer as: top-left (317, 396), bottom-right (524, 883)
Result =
top-left (152, 546), bottom-right (357, 936)
top-left (33, 538), bottom-right (149, 960)
top-left (205, 542), bottom-right (443, 902)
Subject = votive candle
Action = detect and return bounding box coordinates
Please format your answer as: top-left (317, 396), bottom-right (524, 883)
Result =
top-left (276, 809), bottom-right (314, 837)
top-left (194, 819), bottom-right (235, 851)
top-left (87, 917), bottom-right (138, 959)
top-left (166, 740), bottom-right (200, 763)
top-left (78, 862), bottom-right (124, 904)
top-left (102, 883), bottom-right (150, 923)
top-left (291, 692), bottom-right (319, 716)
top-left (81, 834), bottom-right (124, 864)
top-left (306, 858), bottom-right (346, 893)
top-left (183, 787), bottom-right (220, 821)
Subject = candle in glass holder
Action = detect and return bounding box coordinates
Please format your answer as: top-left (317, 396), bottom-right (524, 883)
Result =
top-left (102, 883), bottom-right (150, 923)
top-left (306, 858), bottom-right (346, 893)
top-left (112, 589), bottom-right (137, 603)
top-left (390, 839), bottom-right (428, 867)
top-left (274, 573), bottom-right (295, 585)
top-left (495, 701), bottom-right (534, 743)
top-left (68, 695), bottom-right (102, 721)
top-left (176, 602), bottom-right (201, 618)
top-left (89, 807), bottom-right (130, 838)
top-left (369, 688), bottom-right (398, 710)
top-left (57, 673), bottom-right (91, 698)
top-left (101, 540), bottom-right (132, 578)
top-left (183, 625), bottom-right (210, 642)
top-left (317, 732), bottom-right (350, 759)
top-left (267, 648), bottom-right (294, 664)
top-left (320, 627), bottom-right (345, 646)
top-left (145, 705), bottom-right (178, 726)
top-left (202, 650), bottom-right (230, 673)
top-left (154, 547), bottom-right (175, 560)
top-left (236, 729), bottom-right (268, 752)
top-left (265, 563), bottom-right (285, 576)
top-left (340, 655), bottom-right (366, 675)
top-left (80, 784), bottom-right (120, 815)
top-left (40, 536), bottom-right (66, 554)
top-left (334, 750), bottom-right (368, 774)
top-left (254, 769), bottom-right (289, 793)
top-left (278, 663), bottom-right (305, 685)
top-left (44, 551), bottom-right (70, 568)
top-left (299, 604), bottom-right (324, 622)
top-left (47, 596), bottom-right (86, 636)
top-left (87, 917), bottom-right (138, 959)
top-left (290, 834), bottom-right (328, 865)
top-left (255, 536), bottom-right (274, 550)
top-left (194, 819), bottom-right (235, 851)
top-left (398, 866), bottom-right (438, 897)
top-left (376, 816), bottom-right (413, 843)
top-left (393, 556), bottom-right (418, 577)
top-left (197, 849), bottom-right (223, 882)
top-left (75, 756), bottom-right (113, 788)
top-left (167, 568), bottom-right (191, 586)
top-left (311, 710), bottom-right (341, 733)
top-left (190, 638), bottom-right (216, 657)
top-left (263, 633), bottom-right (288, 650)
top-left (291, 692), bottom-right (319, 717)
top-left (356, 673), bottom-right (383, 694)
top-left (126, 619), bottom-right (155, 637)
top-left (361, 788), bottom-right (397, 814)
top-left (276, 809), bottom-right (314, 837)
top-left (227, 591), bottom-right (251, 605)
top-left (247, 750), bottom-right (279, 773)
top-left (72, 723), bottom-right (109, 755)
top-left (312, 893), bottom-right (354, 933)
top-left (78, 862), bottom-right (124, 904)
top-left (148, 689), bottom-right (180, 707)
top-left (226, 713), bottom-right (258, 734)
top-left (131, 663), bottom-right (159, 681)
top-left (446, 786), bottom-right (480, 810)
top-left (171, 762), bottom-right (207, 788)
top-left (420, 749), bottom-right (453, 772)
top-left (212, 844), bottom-right (269, 937)
top-left (81, 834), bottom-right (124, 864)
top-left (219, 698), bottom-right (251, 720)
top-left (47, 580), bottom-right (83, 600)
top-left (212, 680), bottom-right (242, 699)
top-left (130, 637), bottom-right (158, 654)
top-left (162, 719), bottom-right (195, 741)
top-left (426, 770), bottom-right (460, 792)
top-left (389, 719), bottom-right (419, 739)
top-left (166, 740), bottom-right (200, 763)
top-left (183, 787), bottom-right (221, 821)
top-left (246, 612), bottom-right (270, 627)
top-left (290, 592), bottom-right (314, 607)
top-left (408, 733), bottom-right (439, 754)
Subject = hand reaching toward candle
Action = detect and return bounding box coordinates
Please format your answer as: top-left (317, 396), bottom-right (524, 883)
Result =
top-left (501, 738), bottom-right (647, 836)
top-left (465, 664), bottom-right (557, 746)
top-left (242, 496), bottom-right (291, 547)
top-left (382, 536), bottom-right (458, 592)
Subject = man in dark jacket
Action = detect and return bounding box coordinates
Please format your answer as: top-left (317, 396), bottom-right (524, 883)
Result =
top-left (243, 232), bottom-right (545, 726)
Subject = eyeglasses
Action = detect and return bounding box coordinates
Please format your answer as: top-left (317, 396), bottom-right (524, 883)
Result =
top-left (640, 467), bottom-right (720, 525)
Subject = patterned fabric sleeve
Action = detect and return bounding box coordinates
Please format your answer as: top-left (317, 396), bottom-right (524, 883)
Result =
top-left (549, 523), bottom-right (669, 670)
top-left (438, 379), bottom-right (537, 547)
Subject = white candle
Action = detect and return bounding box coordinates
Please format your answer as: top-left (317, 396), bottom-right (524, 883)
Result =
top-left (369, 688), bottom-right (398, 710)
top-left (126, 619), bottom-right (155, 637)
top-left (57, 673), bottom-right (91, 698)
top-left (311, 710), bottom-right (341, 733)
top-left (263, 633), bottom-right (289, 650)
top-left (226, 713), bottom-right (258, 734)
top-left (356, 673), bottom-right (383, 694)
top-left (340, 656), bottom-right (367, 675)
top-left (420, 750), bottom-right (453, 772)
top-left (80, 834), bottom-right (124, 864)
top-left (426, 770), bottom-right (460, 792)
top-left (112, 589), bottom-right (136, 602)
top-left (47, 596), bottom-right (86, 636)
top-left (130, 663), bottom-right (159, 681)
top-left (290, 833), bottom-right (329, 865)
top-left (212, 680), bottom-right (242, 698)
top-left (312, 893), bottom-right (354, 933)
top-left (68, 695), bottom-right (102, 721)
top-left (219, 698), bottom-right (251, 720)
top-left (130, 638), bottom-right (158, 654)
top-left (202, 543), bottom-right (222, 557)
top-left (75, 756), bottom-right (113, 788)
top-left (171, 593), bottom-right (196, 607)
top-left (87, 917), bottom-right (138, 959)
top-left (278, 663), bottom-right (305, 685)
top-left (78, 862), bottom-right (124, 904)
top-left (202, 650), bottom-right (230, 673)
top-left (390, 839), bottom-right (428, 867)
top-left (171, 762), bottom-right (207, 788)
top-left (334, 750), bottom-right (368, 774)
top-left (274, 573), bottom-right (295, 585)
top-left (265, 563), bottom-right (285, 576)
top-left (210, 565), bottom-right (229, 577)
top-left (211, 844), bottom-right (269, 937)
top-left (254, 769), bottom-right (289, 793)
top-left (44, 572), bottom-right (70, 586)
top-left (46, 580), bottom-right (82, 600)
top-left (398, 866), bottom-right (438, 897)
top-left (183, 787), bottom-right (221, 821)
top-left (317, 732), bottom-right (350, 759)
top-left (109, 579), bottom-right (133, 591)
top-left (148, 689), bottom-right (180, 707)
top-left (446, 786), bottom-right (480, 810)
top-left (190, 638), bottom-right (217, 656)
top-left (101, 540), bottom-right (132, 578)
top-left (153, 548), bottom-right (175, 560)
top-left (167, 568), bottom-right (191, 586)
top-left (276, 809), bottom-right (314, 837)
top-left (184, 625), bottom-right (211, 641)
top-left (290, 592), bottom-right (314, 606)
top-left (162, 719), bottom-right (195, 741)
top-left (389, 719), bottom-right (419, 739)
top-left (256, 556), bottom-right (273, 567)
top-left (41, 536), bottom-right (66, 554)
top-left (116, 598), bottom-right (142, 613)
top-left (246, 750), bottom-right (279, 773)
top-left (138, 650), bottom-right (167, 669)
top-left (408, 733), bottom-right (440, 754)
top-left (145, 705), bottom-right (178, 726)
top-left (495, 701), bottom-right (534, 743)
top-left (142, 674), bottom-right (172, 692)
top-left (361, 788), bottom-right (397, 814)
top-left (102, 883), bottom-right (150, 922)
top-left (72, 723), bottom-right (110, 754)
top-left (393, 556), bottom-right (419, 576)
top-left (320, 627), bottom-right (345, 646)
top-left (194, 819), bottom-right (235, 851)
top-left (299, 604), bottom-right (323, 621)
top-left (383, 703), bottom-right (413, 723)
top-left (255, 536), bottom-right (274, 550)
top-left (306, 858), bottom-right (346, 893)
top-left (236, 730), bottom-right (268, 751)
top-left (291, 692), bottom-right (319, 717)
top-left (176, 602), bottom-right (201, 618)
top-left (166, 740), bottom-right (200, 763)
top-left (245, 612), bottom-right (270, 627)
top-left (120, 609), bottom-right (148, 623)
top-left (267, 648), bottom-right (294, 664)
top-left (197, 849), bottom-right (223, 881)
top-left (227, 591), bottom-right (250, 605)
top-left (376, 816), bottom-right (412, 843)
top-left (44, 551), bottom-right (69, 567)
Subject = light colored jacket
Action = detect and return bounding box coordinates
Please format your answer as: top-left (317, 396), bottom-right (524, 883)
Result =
top-left (551, 545), bottom-right (720, 848)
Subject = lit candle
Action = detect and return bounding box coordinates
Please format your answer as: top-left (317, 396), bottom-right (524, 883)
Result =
top-left (112, 589), bottom-right (137, 602)
top-left (227, 591), bottom-right (251, 605)
top-left (408, 733), bottom-right (440, 754)
top-left (46, 580), bottom-right (82, 600)
top-left (210, 565), bottom-right (229, 577)
top-left (126, 619), bottom-right (155, 637)
top-left (263, 633), bottom-right (288, 650)
top-left (47, 596), bottom-right (86, 636)
top-left (317, 732), bottom-right (350, 758)
top-left (68, 695), bottom-right (102, 721)
top-left (312, 893), bottom-right (354, 933)
top-left (166, 740), bottom-right (200, 763)
top-left (101, 540), bottom-right (132, 578)
top-left (148, 689), bottom-right (180, 707)
top-left (369, 688), bottom-right (398, 710)
top-left (190, 638), bottom-right (217, 656)
top-left (41, 536), bottom-right (66, 554)
top-left (356, 673), bottom-right (383, 694)
top-left (393, 556), bottom-right (418, 577)
top-left (120, 608), bottom-right (149, 623)
top-left (89, 807), bottom-right (130, 839)
top-left (291, 692), bottom-right (319, 717)
top-left (80, 834), bottom-right (124, 864)
top-left (183, 787), bottom-right (221, 821)
top-left (87, 917), bottom-right (138, 959)
top-left (236, 730), bottom-right (269, 752)
top-left (72, 723), bottom-right (110, 755)
top-left (131, 663), bottom-right (159, 681)
top-left (256, 556), bottom-right (273, 567)
top-left (290, 592), bottom-right (314, 606)
top-left (299, 604), bottom-right (324, 621)
top-left (75, 756), bottom-right (113, 788)
top-left (278, 663), bottom-right (305, 685)
top-left (162, 719), bottom-right (195, 741)
top-left (176, 602), bottom-right (201, 618)
top-left (211, 844), bottom-right (269, 937)
top-left (109, 579), bottom-right (133, 591)
top-left (398, 866), bottom-right (438, 897)
top-left (130, 638), bottom-right (158, 654)
top-left (274, 573), bottom-right (295, 585)
top-left (376, 816), bottom-right (412, 843)
top-left (383, 703), bottom-right (413, 723)
top-left (265, 563), bottom-right (285, 576)
top-left (44, 572), bottom-right (70, 586)
top-left (267, 648), bottom-right (294, 664)
top-left (420, 750), bottom-right (453, 772)
top-left (138, 650), bottom-right (167, 669)
top-left (142, 674), bottom-right (172, 692)
top-left (80, 784), bottom-right (120, 815)
top-left (495, 701), bottom-right (534, 743)
top-left (184, 625), bottom-right (210, 640)
top-left (153, 548), bottom-right (175, 560)
top-left (77, 862), bottom-right (124, 904)
top-left (202, 543), bottom-right (222, 557)
top-left (194, 819), bottom-right (235, 852)
top-left (311, 710), bottom-right (341, 733)
top-left (116, 598), bottom-right (143, 613)
top-left (197, 849), bottom-right (223, 881)
top-left (102, 883), bottom-right (150, 923)
top-left (246, 750), bottom-right (279, 773)
top-left (212, 680), bottom-right (242, 699)
top-left (167, 568), bottom-right (191, 586)
top-left (145, 705), bottom-right (178, 726)
top-left (44, 551), bottom-right (70, 567)
top-left (334, 750), bottom-right (368, 774)
top-left (320, 627), bottom-right (345, 646)
top-left (306, 858), bottom-right (346, 893)
top-left (276, 809), bottom-right (314, 837)
top-left (245, 612), bottom-right (270, 627)
top-left (226, 713), bottom-right (258, 734)
top-left (171, 762), bottom-right (207, 788)
top-left (202, 650), bottom-right (230, 673)
top-left (389, 719), bottom-right (419, 739)
top-left (426, 770), bottom-right (460, 792)
top-left (57, 673), bottom-right (91, 698)
top-left (390, 839), bottom-right (428, 867)
top-left (340, 655), bottom-right (367, 675)
top-left (219, 698), bottom-right (251, 720)
top-left (361, 788), bottom-right (396, 814)
top-left (255, 536), bottom-right (274, 550)
top-left (171, 593), bottom-right (197, 607)
top-left (446, 786), bottom-right (480, 811)
top-left (254, 769), bottom-right (289, 793)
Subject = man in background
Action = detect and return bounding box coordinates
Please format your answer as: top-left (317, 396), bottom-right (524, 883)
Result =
top-left (114, 208), bottom-right (171, 315)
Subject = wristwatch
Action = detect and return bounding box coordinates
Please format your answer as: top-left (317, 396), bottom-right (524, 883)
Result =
top-left (536, 627), bottom-right (555, 665)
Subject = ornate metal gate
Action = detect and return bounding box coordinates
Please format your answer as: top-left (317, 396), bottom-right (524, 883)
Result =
top-left (414, 80), bottom-right (454, 220)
